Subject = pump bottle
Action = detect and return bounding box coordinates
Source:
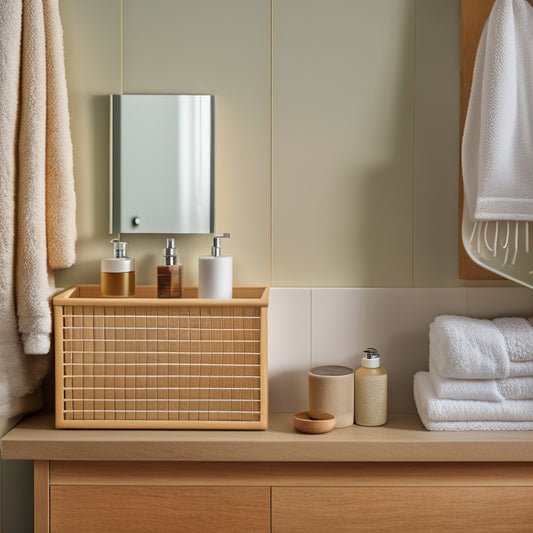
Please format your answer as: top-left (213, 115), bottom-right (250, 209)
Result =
top-left (100, 237), bottom-right (135, 297)
top-left (198, 233), bottom-right (232, 299)
top-left (157, 237), bottom-right (182, 298)
top-left (354, 347), bottom-right (387, 426)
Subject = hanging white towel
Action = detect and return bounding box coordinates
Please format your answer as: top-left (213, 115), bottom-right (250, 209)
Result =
top-left (462, 0), bottom-right (533, 221)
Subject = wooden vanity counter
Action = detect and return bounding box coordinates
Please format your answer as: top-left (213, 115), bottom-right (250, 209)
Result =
top-left (2, 412), bottom-right (532, 532)
top-left (2, 411), bottom-right (532, 462)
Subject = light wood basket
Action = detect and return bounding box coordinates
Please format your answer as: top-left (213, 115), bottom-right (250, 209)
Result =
top-left (53, 285), bottom-right (269, 429)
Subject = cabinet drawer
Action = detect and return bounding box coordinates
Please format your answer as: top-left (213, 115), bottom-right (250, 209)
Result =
top-left (51, 486), bottom-right (270, 533)
top-left (272, 486), bottom-right (533, 532)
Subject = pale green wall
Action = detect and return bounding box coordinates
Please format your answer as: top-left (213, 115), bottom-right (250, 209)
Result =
top-left (55, 0), bottom-right (498, 293)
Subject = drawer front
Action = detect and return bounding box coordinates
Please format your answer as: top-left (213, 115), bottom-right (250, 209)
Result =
top-left (272, 486), bottom-right (533, 532)
top-left (51, 486), bottom-right (270, 533)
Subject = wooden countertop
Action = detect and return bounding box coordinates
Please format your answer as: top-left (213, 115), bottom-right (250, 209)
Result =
top-left (2, 412), bottom-right (532, 462)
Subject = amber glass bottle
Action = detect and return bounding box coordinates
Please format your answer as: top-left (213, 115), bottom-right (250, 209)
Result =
top-left (157, 238), bottom-right (182, 298)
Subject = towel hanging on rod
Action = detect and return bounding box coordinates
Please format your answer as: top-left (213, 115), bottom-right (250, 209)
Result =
top-left (462, 0), bottom-right (533, 260)
top-left (0, 0), bottom-right (76, 419)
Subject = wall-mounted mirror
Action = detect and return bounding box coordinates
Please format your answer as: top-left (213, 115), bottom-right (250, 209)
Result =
top-left (110, 94), bottom-right (215, 234)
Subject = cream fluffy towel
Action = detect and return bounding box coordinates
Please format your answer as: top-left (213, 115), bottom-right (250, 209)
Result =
top-left (462, 0), bottom-right (533, 221)
top-left (0, 0), bottom-right (49, 419)
top-left (0, 0), bottom-right (75, 418)
top-left (16, 0), bottom-right (76, 355)
top-left (17, 0), bottom-right (53, 355)
top-left (43, 0), bottom-right (76, 270)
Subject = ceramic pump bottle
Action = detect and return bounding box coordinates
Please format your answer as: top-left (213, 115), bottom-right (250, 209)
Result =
top-left (100, 237), bottom-right (135, 297)
top-left (354, 347), bottom-right (387, 426)
top-left (198, 233), bottom-right (232, 299)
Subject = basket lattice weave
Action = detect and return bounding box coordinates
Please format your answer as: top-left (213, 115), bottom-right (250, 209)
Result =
top-left (53, 286), bottom-right (268, 429)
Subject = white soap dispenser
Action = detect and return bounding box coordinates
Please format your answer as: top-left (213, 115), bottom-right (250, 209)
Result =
top-left (198, 233), bottom-right (232, 299)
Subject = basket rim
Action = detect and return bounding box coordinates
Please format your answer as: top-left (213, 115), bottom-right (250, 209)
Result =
top-left (53, 285), bottom-right (269, 307)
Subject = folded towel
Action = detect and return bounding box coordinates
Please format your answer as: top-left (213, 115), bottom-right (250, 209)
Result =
top-left (509, 360), bottom-right (533, 377)
top-left (429, 315), bottom-right (533, 379)
top-left (414, 372), bottom-right (533, 431)
top-left (493, 317), bottom-right (533, 361)
top-left (416, 419), bottom-right (533, 431)
top-left (429, 367), bottom-right (533, 402)
top-left (429, 316), bottom-right (509, 379)
top-left (462, 0), bottom-right (533, 221)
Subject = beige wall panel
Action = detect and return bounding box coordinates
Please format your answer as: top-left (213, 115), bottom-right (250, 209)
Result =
top-left (413, 0), bottom-right (464, 286)
top-left (273, 0), bottom-right (415, 287)
top-left (55, 0), bottom-right (122, 289)
top-left (121, 0), bottom-right (271, 287)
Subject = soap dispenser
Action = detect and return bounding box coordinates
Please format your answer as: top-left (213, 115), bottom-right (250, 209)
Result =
top-left (157, 237), bottom-right (182, 298)
top-left (354, 347), bottom-right (387, 426)
top-left (198, 233), bottom-right (232, 299)
top-left (100, 237), bottom-right (135, 297)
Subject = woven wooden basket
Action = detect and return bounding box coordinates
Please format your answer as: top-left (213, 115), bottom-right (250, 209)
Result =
top-left (53, 285), bottom-right (268, 429)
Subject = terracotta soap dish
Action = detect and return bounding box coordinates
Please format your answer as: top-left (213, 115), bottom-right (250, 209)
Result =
top-left (293, 410), bottom-right (336, 434)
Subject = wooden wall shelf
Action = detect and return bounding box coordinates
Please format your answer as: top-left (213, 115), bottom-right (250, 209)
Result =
top-left (2, 412), bottom-right (532, 463)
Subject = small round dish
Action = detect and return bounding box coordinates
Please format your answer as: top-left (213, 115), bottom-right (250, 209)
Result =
top-left (293, 410), bottom-right (336, 434)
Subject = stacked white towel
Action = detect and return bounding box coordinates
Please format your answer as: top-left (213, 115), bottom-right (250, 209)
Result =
top-left (414, 315), bottom-right (533, 431)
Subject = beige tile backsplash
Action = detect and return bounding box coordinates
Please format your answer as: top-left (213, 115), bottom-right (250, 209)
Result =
top-left (269, 287), bottom-right (533, 413)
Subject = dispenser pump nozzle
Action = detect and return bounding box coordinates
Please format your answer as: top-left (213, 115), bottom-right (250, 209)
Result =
top-left (362, 347), bottom-right (380, 368)
top-left (163, 237), bottom-right (178, 266)
top-left (211, 233), bottom-right (230, 257)
top-left (111, 237), bottom-right (128, 258)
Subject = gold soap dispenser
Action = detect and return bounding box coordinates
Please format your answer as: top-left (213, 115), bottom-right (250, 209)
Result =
top-left (100, 237), bottom-right (135, 297)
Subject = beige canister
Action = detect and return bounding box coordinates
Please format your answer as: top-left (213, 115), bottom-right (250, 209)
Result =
top-left (308, 365), bottom-right (354, 427)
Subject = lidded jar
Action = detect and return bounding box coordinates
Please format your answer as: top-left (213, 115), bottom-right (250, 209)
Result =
top-left (308, 365), bottom-right (354, 428)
